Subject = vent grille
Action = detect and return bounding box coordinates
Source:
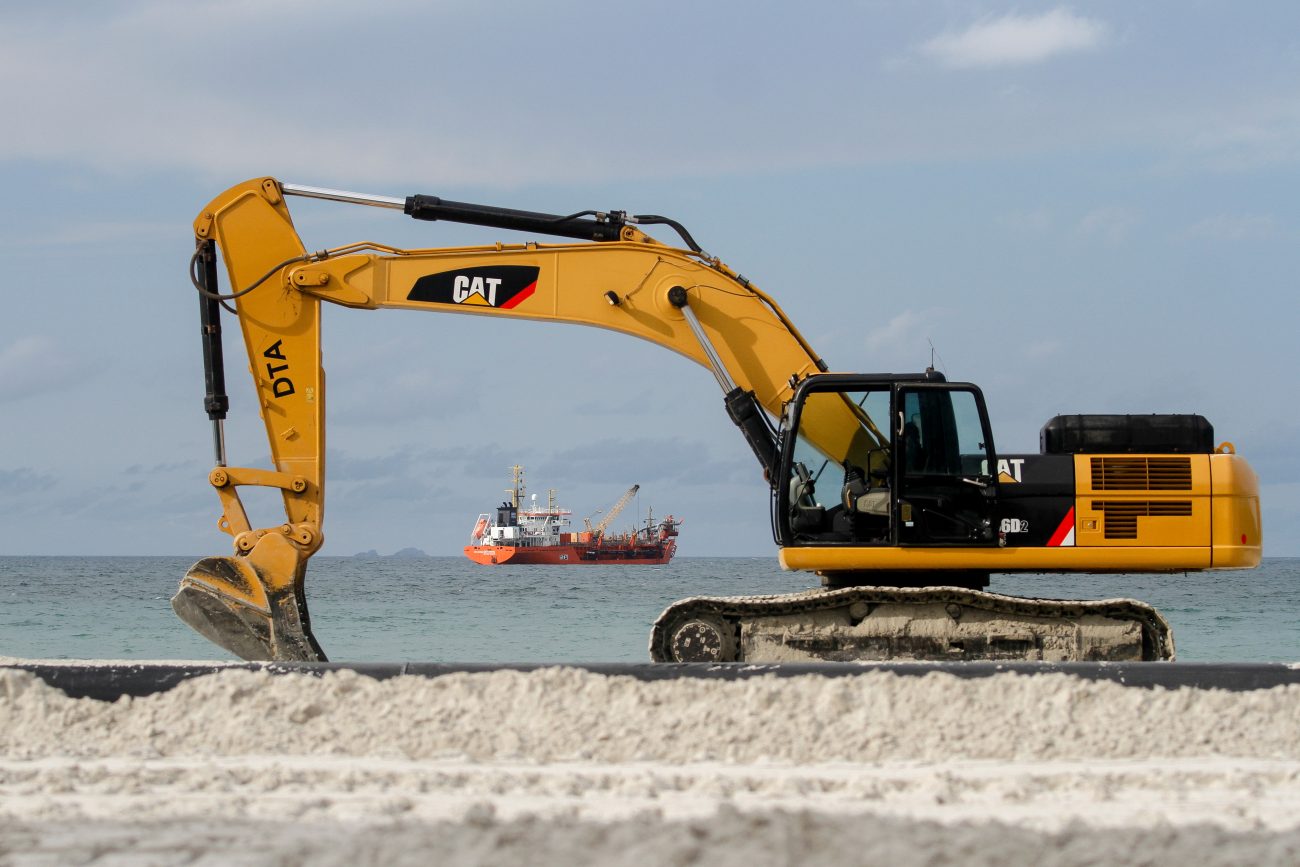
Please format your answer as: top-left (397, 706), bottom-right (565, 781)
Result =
top-left (1092, 500), bottom-right (1193, 539)
top-left (1090, 457), bottom-right (1192, 491)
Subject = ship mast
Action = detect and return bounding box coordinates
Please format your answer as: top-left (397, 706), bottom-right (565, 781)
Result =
top-left (508, 464), bottom-right (525, 508)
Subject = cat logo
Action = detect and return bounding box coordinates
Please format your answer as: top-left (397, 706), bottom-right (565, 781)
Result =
top-left (407, 265), bottom-right (540, 309)
top-left (996, 458), bottom-right (1025, 483)
top-left (453, 274), bottom-right (503, 305)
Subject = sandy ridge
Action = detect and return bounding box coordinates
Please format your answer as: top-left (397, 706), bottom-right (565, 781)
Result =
top-left (4, 666), bottom-right (1298, 763)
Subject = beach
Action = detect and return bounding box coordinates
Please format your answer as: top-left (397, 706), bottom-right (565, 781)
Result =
top-left (2, 664), bottom-right (1299, 865)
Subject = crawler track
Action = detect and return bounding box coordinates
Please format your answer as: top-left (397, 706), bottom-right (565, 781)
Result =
top-left (649, 586), bottom-right (1175, 663)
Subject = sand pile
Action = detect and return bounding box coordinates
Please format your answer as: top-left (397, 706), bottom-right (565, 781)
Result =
top-left (2, 666), bottom-right (1299, 865)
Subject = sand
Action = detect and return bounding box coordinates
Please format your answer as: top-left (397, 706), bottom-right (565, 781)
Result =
top-left (2, 665), bottom-right (1299, 865)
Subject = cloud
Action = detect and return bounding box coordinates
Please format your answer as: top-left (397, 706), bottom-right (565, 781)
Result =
top-left (124, 460), bottom-right (199, 476)
top-left (3, 3), bottom-right (1295, 189)
top-left (1076, 207), bottom-right (1139, 245)
top-left (998, 209), bottom-right (1055, 235)
top-left (1023, 339), bottom-right (1064, 360)
top-left (323, 331), bottom-right (486, 426)
top-left (920, 8), bottom-right (1109, 69)
top-left (0, 2), bottom-right (1125, 188)
top-left (1184, 214), bottom-right (1279, 242)
top-left (0, 2), bottom-right (814, 187)
top-left (0, 336), bottom-right (81, 403)
top-left (0, 220), bottom-right (175, 249)
top-left (0, 467), bottom-right (57, 497)
top-left (329, 450), bottom-right (429, 483)
top-left (860, 309), bottom-right (950, 364)
top-left (1172, 109), bottom-right (1300, 173)
top-left (1238, 421), bottom-right (1300, 484)
top-left (535, 437), bottom-right (752, 488)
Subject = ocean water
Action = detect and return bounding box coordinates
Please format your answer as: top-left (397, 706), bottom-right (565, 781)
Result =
top-left (1, 556), bottom-right (1297, 663)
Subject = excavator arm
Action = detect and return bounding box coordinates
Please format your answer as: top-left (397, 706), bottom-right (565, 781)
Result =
top-left (176, 177), bottom-right (868, 661)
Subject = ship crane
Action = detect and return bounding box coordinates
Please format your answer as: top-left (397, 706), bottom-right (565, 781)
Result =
top-left (585, 484), bottom-right (639, 538)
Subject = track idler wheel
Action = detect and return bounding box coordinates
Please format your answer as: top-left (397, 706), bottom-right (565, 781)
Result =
top-left (666, 615), bottom-right (738, 663)
top-left (171, 533), bottom-right (326, 662)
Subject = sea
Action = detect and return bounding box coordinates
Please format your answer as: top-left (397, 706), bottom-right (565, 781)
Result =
top-left (2, 556), bottom-right (1297, 664)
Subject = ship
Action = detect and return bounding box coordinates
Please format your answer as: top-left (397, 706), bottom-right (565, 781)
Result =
top-left (464, 465), bottom-right (680, 565)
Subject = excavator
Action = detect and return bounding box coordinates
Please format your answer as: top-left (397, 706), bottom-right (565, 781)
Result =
top-left (175, 177), bottom-right (1262, 665)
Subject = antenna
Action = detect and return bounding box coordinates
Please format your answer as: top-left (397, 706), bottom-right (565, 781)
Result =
top-left (927, 337), bottom-right (946, 374)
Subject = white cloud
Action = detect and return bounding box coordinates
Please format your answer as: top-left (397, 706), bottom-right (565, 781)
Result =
top-left (1076, 207), bottom-right (1139, 245)
top-left (0, 2), bottom-right (1129, 188)
top-left (3, 3), bottom-right (1295, 188)
top-left (920, 8), bottom-right (1109, 69)
top-left (999, 208), bottom-right (1055, 234)
top-left (0, 336), bottom-right (81, 403)
top-left (860, 310), bottom-right (950, 365)
top-left (1174, 107), bottom-right (1300, 172)
top-left (1185, 214), bottom-right (1279, 242)
top-left (1023, 338), bottom-right (1063, 360)
top-left (0, 221), bottom-right (175, 249)
top-left (0, 3), bottom-right (829, 187)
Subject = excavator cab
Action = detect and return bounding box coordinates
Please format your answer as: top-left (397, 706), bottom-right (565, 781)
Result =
top-left (775, 372), bottom-right (999, 551)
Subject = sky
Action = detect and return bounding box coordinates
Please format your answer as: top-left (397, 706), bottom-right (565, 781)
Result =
top-left (1, 1), bottom-right (1297, 562)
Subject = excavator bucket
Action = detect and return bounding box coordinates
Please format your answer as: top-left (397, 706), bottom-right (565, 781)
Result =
top-left (171, 535), bottom-right (325, 662)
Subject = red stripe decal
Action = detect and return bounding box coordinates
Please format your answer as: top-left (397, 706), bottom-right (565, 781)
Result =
top-left (1047, 507), bottom-right (1075, 547)
top-left (500, 281), bottom-right (536, 309)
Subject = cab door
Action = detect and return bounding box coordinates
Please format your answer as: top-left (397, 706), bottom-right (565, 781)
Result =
top-left (895, 385), bottom-right (999, 545)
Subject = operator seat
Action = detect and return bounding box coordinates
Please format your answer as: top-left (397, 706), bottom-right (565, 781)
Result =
top-left (842, 463), bottom-right (890, 517)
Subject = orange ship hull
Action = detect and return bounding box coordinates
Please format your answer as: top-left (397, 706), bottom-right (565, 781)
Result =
top-left (463, 540), bottom-right (675, 565)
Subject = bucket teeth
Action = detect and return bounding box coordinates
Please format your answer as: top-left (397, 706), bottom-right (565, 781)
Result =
top-left (172, 555), bottom-right (326, 662)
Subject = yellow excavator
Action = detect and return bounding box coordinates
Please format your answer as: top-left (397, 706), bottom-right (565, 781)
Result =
top-left (175, 178), bottom-right (1262, 664)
